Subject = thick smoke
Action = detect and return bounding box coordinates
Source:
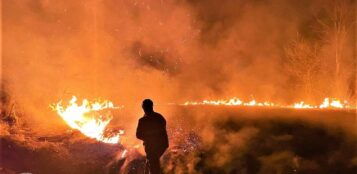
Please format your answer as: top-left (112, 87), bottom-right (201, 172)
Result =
top-left (2, 0), bottom-right (356, 129)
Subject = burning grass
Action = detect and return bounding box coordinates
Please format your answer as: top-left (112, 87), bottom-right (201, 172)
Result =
top-left (51, 96), bottom-right (124, 144)
top-left (183, 97), bottom-right (355, 109)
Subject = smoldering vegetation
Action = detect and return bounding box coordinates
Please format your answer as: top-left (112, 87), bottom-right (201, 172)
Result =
top-left (164, 106), bottom-right (357, 174)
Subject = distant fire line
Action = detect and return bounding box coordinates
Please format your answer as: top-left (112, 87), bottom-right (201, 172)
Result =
top-left (182, 97), bottom-right (355, 109)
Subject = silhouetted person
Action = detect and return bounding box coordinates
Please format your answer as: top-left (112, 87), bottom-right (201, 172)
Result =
top-left (136, 99), bottom-right (169, 174)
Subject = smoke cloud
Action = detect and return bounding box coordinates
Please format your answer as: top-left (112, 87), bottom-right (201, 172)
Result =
top-left (1, 0), bottom-right (356, 132)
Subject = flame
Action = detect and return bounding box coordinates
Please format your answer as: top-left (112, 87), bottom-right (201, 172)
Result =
top-left (319, 98), bottom-right (346, 108)
top-left (184, 98), bottom-right (277, 107)
top-left (293, 101), bottom-right (314, 109)
top-left (184, 97), bottom-right (354, 109)
top-left (52, 96), bottom-right (123, 144)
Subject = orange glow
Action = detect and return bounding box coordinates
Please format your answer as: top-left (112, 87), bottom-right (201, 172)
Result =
top-left (51, 96), bottom-right (124, 144)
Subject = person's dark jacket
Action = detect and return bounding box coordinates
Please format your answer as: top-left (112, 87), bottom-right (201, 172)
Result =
top-left (136, 112), bottom-right (169, 155)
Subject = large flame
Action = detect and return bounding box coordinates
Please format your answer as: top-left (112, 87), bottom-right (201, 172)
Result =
top-left (52, 96), bottom-right (123, 144)
top-left (184, 97), bottom-right (354, 109)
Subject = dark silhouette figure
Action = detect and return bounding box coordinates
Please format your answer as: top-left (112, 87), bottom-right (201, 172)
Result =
top-left (136, 99), bottom-right (169, 174)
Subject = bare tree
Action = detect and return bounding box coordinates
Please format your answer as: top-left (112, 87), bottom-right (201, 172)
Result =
top-left (285, 35), bottom-right (321, 99)
top-left (317, 0), bottom-right (355, 99)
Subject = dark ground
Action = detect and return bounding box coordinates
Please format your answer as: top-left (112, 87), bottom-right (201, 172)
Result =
top-left (1, 106), bottom-right (356, 174)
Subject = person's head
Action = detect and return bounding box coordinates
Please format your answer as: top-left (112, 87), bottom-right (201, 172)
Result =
top-left (142, 99), bottom-right (154, 114)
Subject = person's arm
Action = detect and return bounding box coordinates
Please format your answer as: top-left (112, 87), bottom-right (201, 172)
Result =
top-left (155, 118), bottom-right (169, 154)
top-left (136, 119), bottom-right (145, 140)
top-left (162, 117), bottom-right (169, 148)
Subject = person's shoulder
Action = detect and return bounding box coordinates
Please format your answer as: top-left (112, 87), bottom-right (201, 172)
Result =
top-left (153, 112), bottom-right (164, 117)
top-left (139, 116), bottom-right (147, 122)
top-left (154, 112), bottom-right (166, 120)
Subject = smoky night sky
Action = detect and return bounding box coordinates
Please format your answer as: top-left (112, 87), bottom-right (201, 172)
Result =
top-left (1, 1), bottom-right (357, 174)
top-left (1, 0), bottom-right (356, 126)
